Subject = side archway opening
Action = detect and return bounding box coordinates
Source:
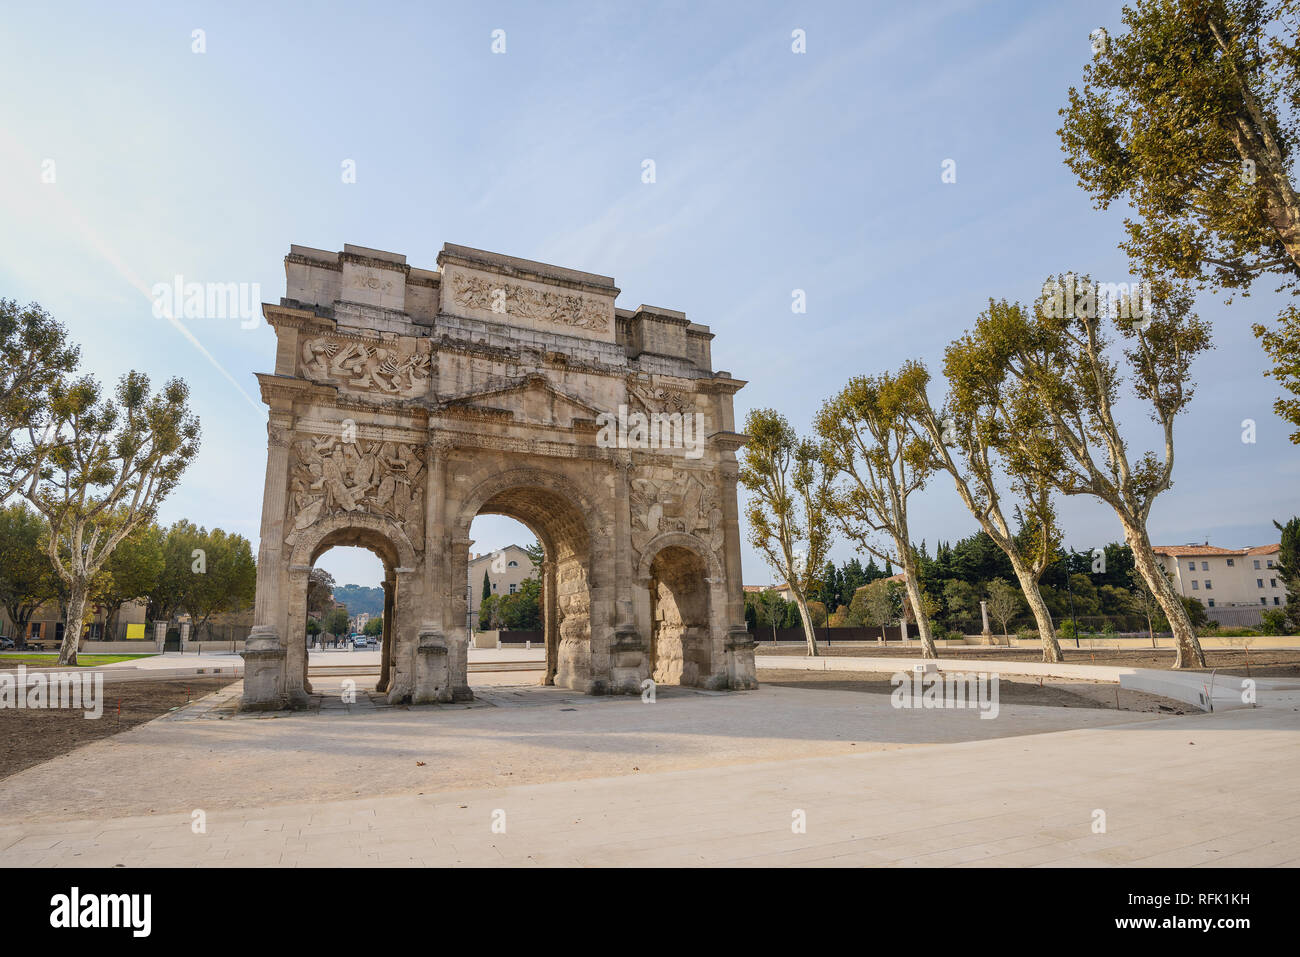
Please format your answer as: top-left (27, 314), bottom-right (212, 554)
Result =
top-left (648, 545), bottom-right (713, 686)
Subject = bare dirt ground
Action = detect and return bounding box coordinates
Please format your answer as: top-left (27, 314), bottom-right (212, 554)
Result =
top-left (0, 676), bottom-right (239, 780)
top-left (759, 668), bottom-right (1188, 713)
top-left (754, 643), bottom-right (1300, 678)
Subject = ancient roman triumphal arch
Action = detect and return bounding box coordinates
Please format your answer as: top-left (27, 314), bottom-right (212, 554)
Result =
top-left (241, 242), bottom-right (757, 710)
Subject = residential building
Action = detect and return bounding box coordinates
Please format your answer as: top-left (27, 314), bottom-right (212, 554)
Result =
top-left (1, 599), bottom-right (149, 645)
top-left (1153, 543), bottom-right (1287, 626)
top-left (467, 544), bottom-right (536, 630)
top-left (743, 583), bottom-right (795, 602)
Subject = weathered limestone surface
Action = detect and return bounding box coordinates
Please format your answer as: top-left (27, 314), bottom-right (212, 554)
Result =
top-left (242, 242), bottom-right (756, 709)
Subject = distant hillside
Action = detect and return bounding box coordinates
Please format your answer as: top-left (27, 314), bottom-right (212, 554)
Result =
top-left (333, 584), bottom-right (384, 617)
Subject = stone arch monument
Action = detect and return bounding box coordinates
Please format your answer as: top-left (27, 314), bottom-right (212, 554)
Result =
top-left (242, 242), bottom-right (757, 710)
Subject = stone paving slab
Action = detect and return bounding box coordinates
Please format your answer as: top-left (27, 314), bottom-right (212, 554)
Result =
top-left (0, 679), bottom-right (1182, 825)
top-left (757, 653), bottom-right (1300, 711)
top-left (1, 703), bottom-right (1295, 867)
top-left (2, 681), bottom-right (1296, 866)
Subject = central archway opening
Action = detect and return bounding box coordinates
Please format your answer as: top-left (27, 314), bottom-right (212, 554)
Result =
top-left (466, 514), bottom-right (544, 684)
top-left (470, 483), bottom-right (593, 690)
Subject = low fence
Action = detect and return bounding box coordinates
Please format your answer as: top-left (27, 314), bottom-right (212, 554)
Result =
top-left (1207, 607), bottom-right (1266, 629)
top-left (499, 629), bottom-right (542, 645)
top-left (472, 629), bottom-right (544, 648)
top-left (69, 639), bottom-right (248, 654)
top-left (751, 624), bottom-right (920, 643)
top-left (71, 640), bottom-right (160, 654)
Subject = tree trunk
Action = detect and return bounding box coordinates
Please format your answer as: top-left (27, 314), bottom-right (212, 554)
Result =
top-left (879, 624), bottom-right (886, 643)
top-left (899, 554), bottom-right (937, 658)
top-left (59, 580), bottom-right (89, 666)
top-left (1010, 557), bottom-right (1063, 663)
top-left (793, 592), bottom-right (819, 657)
top-left (1124, 522), bottom-right (1206, 668)
top-left (7, 606), bottom-right (28, 650)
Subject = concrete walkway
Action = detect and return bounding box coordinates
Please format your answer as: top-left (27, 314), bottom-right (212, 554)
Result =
top-left (756, 654), bottom-right (1300, 712)
top-left (0, 646), bottom-right (549, 683)
top-left (2, 678), bottom-right (1297, 866)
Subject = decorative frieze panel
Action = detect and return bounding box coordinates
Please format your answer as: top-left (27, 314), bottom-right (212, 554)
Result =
top-left (300, 335), bottom-right (431, 398)
top-left (285, 435), bottom-right (426, 550)
top-left (628, 382), bottom-right (691, 415)
top-left (629, 470), bottom-right (725, 565)
top-left (451, 274), bottom-right (610, 332)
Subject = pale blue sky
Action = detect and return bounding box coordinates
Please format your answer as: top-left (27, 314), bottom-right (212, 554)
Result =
top-left (1, 0), bottom-right (1296, 590)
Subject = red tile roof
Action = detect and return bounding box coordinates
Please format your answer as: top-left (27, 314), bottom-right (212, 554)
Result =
top-left (1152, 545), bottom-right (1243, 557)
top-left (1153, 544), bottom-right (1280, 557)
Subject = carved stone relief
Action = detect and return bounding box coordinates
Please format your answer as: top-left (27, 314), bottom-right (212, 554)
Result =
top-left (629, 470), bottom-right (725, 564)
top-left (451, 274), bottom-right (609, 332)
top-left (301, 335), bottom-right (431, 398)
top-left (628, 383), bottom-right (690, 415)
top-left (285, 435), bottom-right (426, 549)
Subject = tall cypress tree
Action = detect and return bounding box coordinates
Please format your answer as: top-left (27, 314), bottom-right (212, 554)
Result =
top-left (1275, 517), bottom-right (1300, 628)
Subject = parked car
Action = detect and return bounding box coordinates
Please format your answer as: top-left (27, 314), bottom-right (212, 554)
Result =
top-left (352, 636), bottom-right (370, 649)
top-left (0, 637), bottom-right (14, 650)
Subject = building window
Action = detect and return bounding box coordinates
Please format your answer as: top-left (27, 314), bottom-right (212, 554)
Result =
top-left (1201, 561), bottom-right (1209, 571)
top-left (1227, 558), bottom-right (1235, 567)
top-left (1271, 578), bottom-right (1278, 588)
top-left (1267, 560), bottom-right (1275, 568)
top-left (508, 561), bottom-right (518, 567)
top-left (492, 583), bottom-right (497, 591)
top-left (1187, 561), bottom-right (1195, 571)
top-left (1257, 579), bottom-right (1265, 588)
top-left (1208, 599), bottom-right (1215, 607)
top-left (1254, 560), bottom-right (1261, 569)
top-left (1204, 580), bottom-right (1212, 589)
top-left (1275, 597), bottom-right (1282, 606)
top-left (509, 584), bottom-right (517, 594)
top-left (1191, 580), bottom-right (1199, 590)
top-left (1261, 598), bottom-right (1267, 606)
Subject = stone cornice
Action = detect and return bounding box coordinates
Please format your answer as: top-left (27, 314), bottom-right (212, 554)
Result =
top-left (626, 354), bottom-right (712, 381)
top-left (438, 247), bottom-right (619, 299)
top-left (636, 311), bottom-right (691, 328)
top-left (285, 252), bottom-right (341, 272)
top-left (328, 390), bottom-right (431, 420)
top-left (264, 303), bottom-right (335, 332)
top-left (407, 270), bottom-right (440, 288)
top-left (696, 375), bottom-right (747, 395)
top-left (257, 372), bottom-right (432, 425)
top-left (709, 430), bottom-right (749, 452)
top-left (291, 417), bottom-right (426, 445)
top-left (340, 249), bottom-right (411, 276)
top-left (440, 404), bottom-right (515, 421)
top-left (256, 373), bottom-right (332, 406)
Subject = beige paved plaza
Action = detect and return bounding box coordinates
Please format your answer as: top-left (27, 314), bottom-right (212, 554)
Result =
top-left (1, 674), bottom-right (1297, 867)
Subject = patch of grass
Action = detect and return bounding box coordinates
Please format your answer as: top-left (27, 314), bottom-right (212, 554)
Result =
top-left (0, 654), bottom-right (156, 667)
